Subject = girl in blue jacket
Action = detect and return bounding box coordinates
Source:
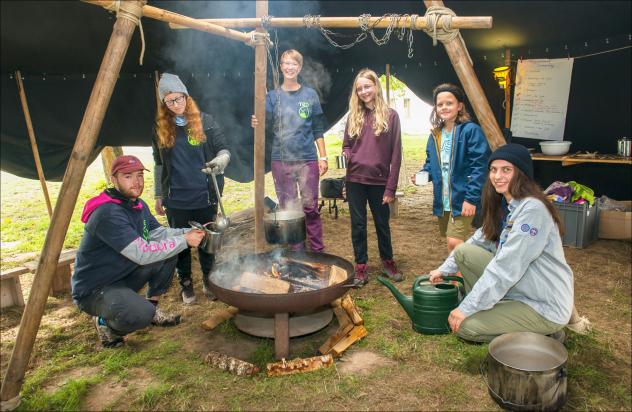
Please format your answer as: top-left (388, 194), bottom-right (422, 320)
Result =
top-left (416, 83), bottom-right (490, 251)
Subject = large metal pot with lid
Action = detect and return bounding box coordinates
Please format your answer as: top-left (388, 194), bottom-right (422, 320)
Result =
top-left (264, 210), bottom-right (306, 244)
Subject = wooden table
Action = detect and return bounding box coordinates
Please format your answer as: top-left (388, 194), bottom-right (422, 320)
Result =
top-left (531, 153), bottom-right (632, 167)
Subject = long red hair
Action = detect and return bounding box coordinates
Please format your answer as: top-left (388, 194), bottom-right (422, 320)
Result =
top-left (155, 96), bottom-right (206, 148)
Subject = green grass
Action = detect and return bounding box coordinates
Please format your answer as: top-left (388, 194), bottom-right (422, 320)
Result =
top-left (1, 135), bottom-right (426, 268)
top-left (2, 136), bottom-right (630, 411)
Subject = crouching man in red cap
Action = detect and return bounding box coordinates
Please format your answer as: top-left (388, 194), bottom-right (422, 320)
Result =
top-left (71, 155), bottom-right (206, 348)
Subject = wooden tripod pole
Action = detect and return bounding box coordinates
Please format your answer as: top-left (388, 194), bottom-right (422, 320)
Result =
top-left (423, 0), bottom-right (505, 150)
top-left (253, 0), bottom-right (268, 252)
top-left (504, 47), bottom-right (512, 129)
top-left (15, 70), bottom-right (53, 218)
top-left (0, 1), bottom-right (145, 408)
top-left (385, 64), bottom-right (391, 106)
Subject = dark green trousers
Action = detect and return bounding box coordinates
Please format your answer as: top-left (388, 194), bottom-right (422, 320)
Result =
top-left (454, 243), bottom-right (564, 342)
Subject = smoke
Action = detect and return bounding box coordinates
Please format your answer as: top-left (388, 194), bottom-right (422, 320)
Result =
top-left (299, 58), bottom-right (332, 102)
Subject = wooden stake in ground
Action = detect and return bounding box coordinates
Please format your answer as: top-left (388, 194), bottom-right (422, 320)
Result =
top-left (15, 70), bottom-right (53, 218)
top-left (253, 0), bottom-right (268, 252)
top-left (266, 355), bottom-right (333, 377)
top-left (0, 2), bottom-right (145, 408)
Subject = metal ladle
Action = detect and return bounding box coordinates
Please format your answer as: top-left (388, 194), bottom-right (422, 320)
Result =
top-left (208, 171), bottom-right (230, 232)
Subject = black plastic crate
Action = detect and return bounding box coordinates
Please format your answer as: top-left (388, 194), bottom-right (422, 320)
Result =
top-left (553, 201), bottom-right (600, 248)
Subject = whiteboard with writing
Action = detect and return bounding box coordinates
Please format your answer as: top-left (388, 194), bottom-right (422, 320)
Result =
top-left (510, 58), bottom-right (574, 140)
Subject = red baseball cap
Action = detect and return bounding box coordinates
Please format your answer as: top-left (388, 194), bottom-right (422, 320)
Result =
top-left (110, 155), bottom-right (149, 175)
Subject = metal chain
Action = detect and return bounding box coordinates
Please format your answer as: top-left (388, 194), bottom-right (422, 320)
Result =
top-left (303, 13), bottom-right (417, 58)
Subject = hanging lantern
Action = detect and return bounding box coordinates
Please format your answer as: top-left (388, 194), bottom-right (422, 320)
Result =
top-left (493, 66), bottom-right (510, 89)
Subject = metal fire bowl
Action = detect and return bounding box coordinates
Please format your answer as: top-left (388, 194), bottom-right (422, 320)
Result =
top-left (209, 250), bottom-right (355, 314)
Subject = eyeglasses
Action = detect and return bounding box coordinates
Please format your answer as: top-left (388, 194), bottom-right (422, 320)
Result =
top-left (164, 95), bottom-right (186, 107)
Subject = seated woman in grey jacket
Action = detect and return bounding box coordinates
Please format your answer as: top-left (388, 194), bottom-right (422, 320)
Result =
top-left (429, 143), bottom-right (573, 342)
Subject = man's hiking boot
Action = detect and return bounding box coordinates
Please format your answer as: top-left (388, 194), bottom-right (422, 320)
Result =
top-left (180, 278), bottom-right (196, 305)
top-left (353, 263), bottom-right (369, 288)
top-left (382, 259), bottom-right (403, 282)
top-left (151, 307), bottom-right (181, 327)
top-left (94, 316), bottom-right (124, 348)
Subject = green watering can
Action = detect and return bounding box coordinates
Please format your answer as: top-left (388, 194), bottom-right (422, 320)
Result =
top-left (378, 275), bottom-right (465, 335)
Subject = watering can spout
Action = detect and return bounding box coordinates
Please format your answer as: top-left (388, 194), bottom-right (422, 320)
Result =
top-left (377, 276), bottom-right (415, 320)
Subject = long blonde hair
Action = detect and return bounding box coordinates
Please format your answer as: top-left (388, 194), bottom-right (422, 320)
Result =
top-left (155, 96), bottom-right (206, 148)
top-left (346, 69), bottom-right (390, 138)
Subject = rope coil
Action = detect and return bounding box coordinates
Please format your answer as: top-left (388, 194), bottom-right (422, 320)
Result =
top-left (104, 0), bottom-right (146, 65)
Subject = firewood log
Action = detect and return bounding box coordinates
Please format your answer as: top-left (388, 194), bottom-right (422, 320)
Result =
top-left (341, 294), bottom-right (364, 325)
top-left (330, 326), bottom-right (368, 357)
top-left (319, 306), bottom-right (355, 355)
top-left (239, 271), bottom-right (291, 293)
top-left (205, 351), bottom-right (259, 376)
top-left (201, 307), bottom-right (239, 331)
top-left (328, 265), bottom-right (347, 286)
top-left (266, 355), bottom-right (333, 377)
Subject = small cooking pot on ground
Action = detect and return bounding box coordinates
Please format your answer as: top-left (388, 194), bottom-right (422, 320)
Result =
top-left (264, 210), bottom-right (306, 245)
top-left (483, 332), bottom-right (567, 411)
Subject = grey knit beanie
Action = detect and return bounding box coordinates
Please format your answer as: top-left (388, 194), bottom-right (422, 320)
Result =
top-left (158, 73), bottom-right (188, 101)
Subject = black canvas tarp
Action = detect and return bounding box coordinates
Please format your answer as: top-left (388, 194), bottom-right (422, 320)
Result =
top-left (1, 1), bottom-right (630, 197)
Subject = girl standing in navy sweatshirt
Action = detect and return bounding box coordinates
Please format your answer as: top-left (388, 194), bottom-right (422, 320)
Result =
top-left (342, 69), bottom-right (403, 287)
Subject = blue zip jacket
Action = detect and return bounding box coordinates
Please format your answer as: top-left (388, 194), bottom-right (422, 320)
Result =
top-left (420, 121), bottom-right (490, 217)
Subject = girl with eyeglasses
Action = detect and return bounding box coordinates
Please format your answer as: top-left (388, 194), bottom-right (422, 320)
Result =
top-left (251, 49), bottom-right (328, 252)
top-left (152, 73), bottom-right (231, 304)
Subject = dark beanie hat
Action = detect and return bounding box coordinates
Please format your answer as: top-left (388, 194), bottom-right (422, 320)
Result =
top-left (488, 143), bottom-right (534, 179)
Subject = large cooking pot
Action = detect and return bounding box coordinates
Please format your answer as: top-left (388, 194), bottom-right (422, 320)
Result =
top-left (264, 210), bottom-right (306, 244)
top-left (483, 332), bottom-right (568, 411)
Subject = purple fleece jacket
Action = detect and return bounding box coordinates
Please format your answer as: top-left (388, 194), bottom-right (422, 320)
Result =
top-left (342, 109), bottom-right (402, 197)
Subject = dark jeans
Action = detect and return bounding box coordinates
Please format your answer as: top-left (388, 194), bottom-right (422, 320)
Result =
top-left (165, 206), bottom-right (217, 285)
top-left (76, 257), bottom-right (177, 335)
top-left (346, 181), bottom-right (393, 264)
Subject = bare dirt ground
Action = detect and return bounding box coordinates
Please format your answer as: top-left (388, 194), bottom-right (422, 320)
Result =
top-left (1, 171), bottom-right (631, 410)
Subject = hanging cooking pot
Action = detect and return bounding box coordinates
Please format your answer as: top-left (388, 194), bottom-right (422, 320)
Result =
top-left (263, 210), bottom-right (306, 245)
top-left (482, 332), bottom-right (568, 412)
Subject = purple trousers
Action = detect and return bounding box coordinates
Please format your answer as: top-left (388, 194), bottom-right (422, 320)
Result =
top-left (271, 160), bottom-right (324, 252)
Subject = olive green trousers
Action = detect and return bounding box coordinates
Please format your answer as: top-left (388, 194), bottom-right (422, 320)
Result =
top-left (453, 243), bottom-right (564, 343)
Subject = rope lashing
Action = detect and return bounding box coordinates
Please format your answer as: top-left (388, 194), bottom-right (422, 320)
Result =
top-left (247, 31), bottom-right (272, 48)
top-left (423, 5), bottom-right (473, 66)
top-left (422, 6), bottom-right (458, 46)
top-left (104, 0), bottom-right (146, 65)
